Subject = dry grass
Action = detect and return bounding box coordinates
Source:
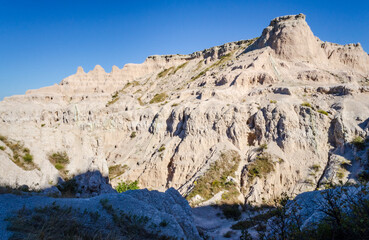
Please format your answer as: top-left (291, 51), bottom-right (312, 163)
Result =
top-left (108, 164), bottom-right (128, 179)
top-left (317, 109), bottom-right (329, 116)
top-left (173, 62), bottom-right (189, 74)
top-left (186, 150), bottom-right (241, 204)
top-left (157, 67), bottom-right (174, 78)
top-left (352, 136), bottom-right (366, 150)
top-left (301, 102), bottom-right (312, 108)
top-left (247, 153), bottom-right (274, 181)
top-left (48, 151), bottom-right (70, 179)
top-left (149, 93), bottom-right (168, 104)
top-left (0, 135), bottom-right (36, 171)
top-left (190, 53), bottom-right (233, 82)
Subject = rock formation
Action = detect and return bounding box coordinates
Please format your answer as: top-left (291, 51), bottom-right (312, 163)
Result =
top-left (0, 13), bottom-right (368, 209)
top-left (0, 188), bottom-right (201, 239)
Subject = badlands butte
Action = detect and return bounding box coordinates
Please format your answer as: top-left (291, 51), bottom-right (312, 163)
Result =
top-left (1, 13), bottom-right (369, 208)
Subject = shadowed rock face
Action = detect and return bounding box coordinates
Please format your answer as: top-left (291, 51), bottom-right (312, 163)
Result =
top-left (0, 187), bottom-right (201, 240)
top-left (0, 13), bottom-right (368, 207)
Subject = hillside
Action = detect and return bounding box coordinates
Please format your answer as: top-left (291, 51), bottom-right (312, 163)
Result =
top-left (0, 12), bottom-right (368, 211)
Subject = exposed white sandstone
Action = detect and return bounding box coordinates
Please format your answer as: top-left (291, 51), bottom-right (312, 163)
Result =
top-left (0, 13), bottom-right (368, 208)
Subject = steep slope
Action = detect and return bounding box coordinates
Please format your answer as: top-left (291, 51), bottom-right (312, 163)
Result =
top-left (0, 14), bottom-right (368, 206)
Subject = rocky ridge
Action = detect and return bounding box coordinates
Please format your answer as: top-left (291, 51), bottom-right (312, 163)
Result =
top-left (0, 13), bottom-right (368, 208)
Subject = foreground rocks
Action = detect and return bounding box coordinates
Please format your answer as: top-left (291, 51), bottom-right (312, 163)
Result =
top-left (0, 188), bottom-right (201, 240)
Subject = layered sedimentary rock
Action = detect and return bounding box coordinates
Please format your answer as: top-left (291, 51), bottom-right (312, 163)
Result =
top-left (0, 13), bottom-right (368, 206)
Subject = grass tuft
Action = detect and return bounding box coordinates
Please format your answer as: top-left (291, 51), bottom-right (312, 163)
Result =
top-left (186, 151), bottom-right (241, 204)
top-left (352, 136), bottom-right (365, 151)
top-left (247, 153), bottom-right (274, 181)
top-left (317, 109), bottom-right (329, 116)
top-left (0, 135), bottom-right (36, 170)
top-left (149, 93), bottom-right (168, 104)
top-left (48, 151), bottom-right (70, 178)
top-left (116, 180), bottom-right (139, 193)
top-left (108, 164), bottom-right (128, 179)
top-left (301, 102), bottom-right (312, 108)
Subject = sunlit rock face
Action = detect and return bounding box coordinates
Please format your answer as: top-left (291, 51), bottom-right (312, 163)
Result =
top-left (0, 13), bottom-right (368, 207)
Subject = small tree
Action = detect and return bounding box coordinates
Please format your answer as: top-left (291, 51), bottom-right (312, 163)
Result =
top-left (116, 180), bottom-right (139, 193)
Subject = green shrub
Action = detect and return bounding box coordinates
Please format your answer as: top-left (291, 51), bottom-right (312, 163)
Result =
top-left (247, 153), bottom-right (274, 181)
top-left (0, 135), bottom-right (36, 170)
top-left (48, 151), bottom-right (70, 178)
top-left (310, 164), bottom-right (320, 172)
top-left (337, 170), bottom-right (345, 179)
top-left (116, 180), bottom-right (139, 193)
top-left (54, 163), bottom-right (64, 170)
top-left (0, 146), bottom-right (5, 151)
top-left (270, 100), bottom-right (277, 104)
top-left (317, 109), bottom-right (328, 116)
top-left (48, 151), bottom-right (69, 165)
top-left (149, 93), bottom-right (168, 104)
top-left (22, 153), bottom-right (33, 163)
top-left (157, 67), bottom-right (174, 78)
top-left (171, 103), bottom-right (179, 107)
top-left (352, 136), bottom-right (365, 150)
top-left (301, 102), bottom-right (312, 108)
top-left (130, 131), bottom-right (136, 138)
top-left (158, 145), bottom-right (165, 152)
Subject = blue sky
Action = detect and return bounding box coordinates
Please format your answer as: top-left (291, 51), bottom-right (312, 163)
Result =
top-left (0, 0), bottom-right (368, 99)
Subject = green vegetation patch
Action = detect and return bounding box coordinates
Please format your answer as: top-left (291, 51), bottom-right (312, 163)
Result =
top-left (0, 135), bottom-right (36, 171)
top-left (130, 131), bottom-right (136, 138)
top-left (108, 164), bottom-right (128, 179)
top-left (137, 97), bottom-right (145, 106)
top-left (149, 92), bottom-right (168, 104)
top-left (173, 62), bottom-right (189, 74)
top-left (106, 91), bottom-right (120, 107)
top-left (310, 164), bottom-right (321, 172)
top-left (48, 151), bottom-right (70, 178)
top-left (352, 136), bottom-right (366, 151)
top-left (157, 67), bottom-right (174, 78)
top-left (158, 144), bottom-right (165, 152)
top-left (301, 102), bottom-right (312, 108)
top-left (186, 150), bottom-right (241, 204)
top-left (190, 53), bottom-right (233, 82)
top-left (247, 153), bottom-right (274, 181)
top-left (116, 180), bottom-right (139, 193)
top-left (317, 109), bottom-right (329, 116)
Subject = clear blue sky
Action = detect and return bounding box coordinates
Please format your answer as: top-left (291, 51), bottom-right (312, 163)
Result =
top-left (1, 0), bottom-right (368, 100)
